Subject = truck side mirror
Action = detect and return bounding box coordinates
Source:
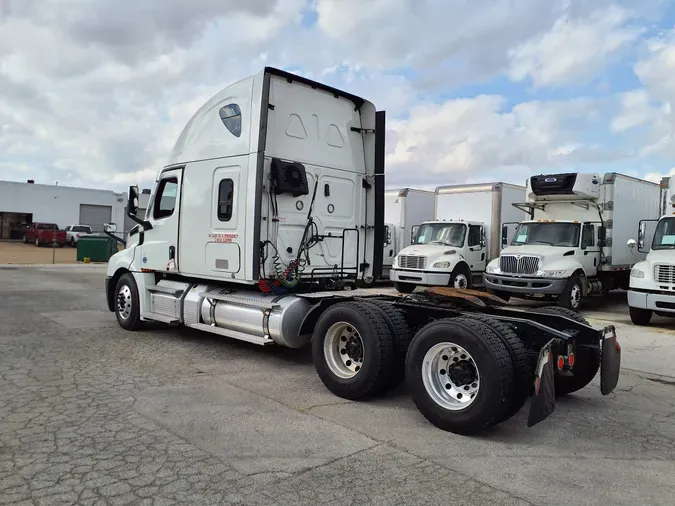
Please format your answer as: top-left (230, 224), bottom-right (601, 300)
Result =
top-left (104, 223), bottom-right (117, 233)
top-left (597, 225), bottom-right (606, 248)
top-left (501, 224), bottom-right (507, 246)
top-left (128, 185), bottom-right (139, 217)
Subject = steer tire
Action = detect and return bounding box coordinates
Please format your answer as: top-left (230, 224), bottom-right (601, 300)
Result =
top-left (558, 276), bottom-right (584, 311)
top-left (362, 300), bottom-right (412, 388)
top-left (312, 302), bottom-right (395, 400)
top-left (114, 273), bottom-right (144, 331)
top-left (532, 306), bottom-right (600, 396)
top-left (629, 306), bottom-right (652, 326)
top-left (393, 282), bottom-right (416, 294)
top-left (469, 314), bottom-right (531, 423)
top-left (405, 317), bottom-right (514, 435)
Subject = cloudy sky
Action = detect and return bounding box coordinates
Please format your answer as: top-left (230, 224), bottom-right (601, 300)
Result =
top-left (1, 0), bottom-right (675, 192)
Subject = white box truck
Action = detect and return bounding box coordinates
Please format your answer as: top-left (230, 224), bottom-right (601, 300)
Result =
top-left (484, 172), bottom-right (661, 310)
top-left (627, 176), bottom-right (675, 325)
top-left (102, 67), bottom-right (621, 435)
top-left (389, 182), bottom-right (526, 293)
top-left (382, 188), bottom-right (435, 278)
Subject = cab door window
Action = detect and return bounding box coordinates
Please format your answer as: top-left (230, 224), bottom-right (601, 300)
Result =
top-left (153, 177), bottom-right (178, 219)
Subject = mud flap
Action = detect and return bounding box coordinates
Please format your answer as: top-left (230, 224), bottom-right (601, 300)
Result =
top-left (527, 339), bottom-right (556, 428)
top-left (600, 326), bottom-right (621, 395)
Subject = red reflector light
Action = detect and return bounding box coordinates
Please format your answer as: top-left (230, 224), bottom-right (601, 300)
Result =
top-left (557, 356), bottom-right (565, 370)
top-left (568, 353), bottom-right (575, 367)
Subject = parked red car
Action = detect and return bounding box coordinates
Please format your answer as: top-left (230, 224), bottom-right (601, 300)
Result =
top-left (23, 223), bottom-right (68, 247)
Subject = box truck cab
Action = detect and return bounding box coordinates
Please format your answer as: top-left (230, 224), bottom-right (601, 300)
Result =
top-left (627, 176), bottom-right (675, 325)
top-left (484, 173), bottom-right (660, 310)
top-left (382, 188), bottom-right (435, 278)
top-left (390, 182), bottom-right (525, 293)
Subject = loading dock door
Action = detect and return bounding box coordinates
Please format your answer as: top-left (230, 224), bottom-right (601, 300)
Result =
top-left (79, 204), bottom-right (112, 233)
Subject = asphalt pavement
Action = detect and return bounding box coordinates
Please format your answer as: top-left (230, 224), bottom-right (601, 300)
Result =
top-left (0, 265), bottom-right (673, 505)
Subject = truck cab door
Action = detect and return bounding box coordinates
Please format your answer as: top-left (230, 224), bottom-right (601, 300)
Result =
top-left (139, 168), bottom-right (182, 272)
top-left (466, 224), bottom-right (486, 272)
top-left (383, 225), bottom-right (395, 267)
top-left (580, 223), bottom-right (600, 276)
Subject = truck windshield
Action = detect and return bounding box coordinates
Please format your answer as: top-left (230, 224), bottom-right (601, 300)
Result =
top-left (511, 222), bottom-right (580, 247)
top-left (652, 217), bottom-right (675, 250)
top-left (413, 223), bottom-right (466, 247)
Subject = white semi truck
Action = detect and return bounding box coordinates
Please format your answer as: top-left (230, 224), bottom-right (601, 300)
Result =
top-left (627, 176), bottom-right (675, 325)
top-left (390, 182), bottom-right (525, 293)
top-left (484, 172), bottom-right (661, 310)
top-left (103, 67), bottom-right (621, 435)
top-left (382, 188), bottom-right (436, 278)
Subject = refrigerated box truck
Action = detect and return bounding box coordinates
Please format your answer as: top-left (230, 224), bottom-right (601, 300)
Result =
top-left (484, 172), bottom-right (661, 310)
top-left (382, 188), bottom-right (436, 277)
top-left (390, 182), bottom-right (526, 293)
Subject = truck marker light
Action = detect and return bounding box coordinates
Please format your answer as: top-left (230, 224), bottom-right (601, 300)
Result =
top-left (568, 353), bottom-right (575, 367)
top-left (141, 268), bottom-right (153, 273)
top-left (557, 356), bottom-right (565, 370)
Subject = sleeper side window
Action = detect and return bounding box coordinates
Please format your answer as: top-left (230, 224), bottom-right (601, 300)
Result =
top-left (153, 177), bottom-right (178, 219)
top-left (219, 104), bottom-right (241, 138)
top-left (218, 179), bottom-right (234, 222)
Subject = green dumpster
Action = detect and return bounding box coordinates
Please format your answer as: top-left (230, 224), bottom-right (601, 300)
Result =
top-left (77, 235), bottom-right (117, 263)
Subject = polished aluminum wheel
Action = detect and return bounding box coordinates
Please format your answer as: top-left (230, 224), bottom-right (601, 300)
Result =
top-left (116, 285), bottom-right (132, 320)
top-left (421, 342), bottom-right (480, 411)
top-left (323, 321), bottom-right (364, 379)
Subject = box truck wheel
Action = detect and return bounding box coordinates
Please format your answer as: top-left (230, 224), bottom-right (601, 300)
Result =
top-left (312, 302), bottom-right (395, 400)
top-left (114, 273), bottom-right (144, 331)
top-left (404, 317), bottom-right (514, 435)
top-left (450, 264), bottom-right (472, 289)
top-left (629, 306), bottom-right (652, 326)
top-left (558, 275), bottom-right (583, 311)
top-left (532, 306), bottom-right (599, 396)
top-left (393, 282), bottom-right (416, 294)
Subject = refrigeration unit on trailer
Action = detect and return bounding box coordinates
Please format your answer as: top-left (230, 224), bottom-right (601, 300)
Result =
top-left (389, 182), bottom-right (526, 293)
top-left (382, 188), bottom-right (436, 278)
top-left (103, 67), bottom-right (621, 436)
top-left (627, 176), bottom-right (675, 325)
top-left (484, 172), bottom-right (661, 310)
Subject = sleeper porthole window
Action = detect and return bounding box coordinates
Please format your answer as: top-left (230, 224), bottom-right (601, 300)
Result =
top-left (219, 104), bottom-right (241, 138)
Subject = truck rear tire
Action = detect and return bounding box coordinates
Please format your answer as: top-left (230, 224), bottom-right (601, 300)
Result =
top-left (469, 315), bottom-right (531, 423)
top-left (114, 273), bottom-right (144, 331)
top-left (312, 302), bottom-right (395, 400)
top-left (393, 282), bottom-right (416, 294)
top-left (629, 306), bottom-right (652, 326)
top-left (532, 306), bottom-right (600, 396)
top-left (558, 275), bottom-right (583, 311)
top-left (405, 317), bottom-right (514, 435)
top-left (362, 300), bottom-right (412, 388)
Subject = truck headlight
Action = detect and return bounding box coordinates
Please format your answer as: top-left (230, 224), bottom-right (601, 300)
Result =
top-left (630, 268), bottom-right (645, 278)
top-left (433, 261), bottom-right (451, 268)
top-left (486, 264), bottom-right (500, 274)
top-left (539, 269), bottom-right (567, 277)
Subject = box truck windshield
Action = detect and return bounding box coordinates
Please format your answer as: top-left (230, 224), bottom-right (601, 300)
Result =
top-left (512, 222), bottom-right (580, 247)
top-left (413, 223), bottom-right (466, 247)
top-left (652, 217), bottom-right (675, 249)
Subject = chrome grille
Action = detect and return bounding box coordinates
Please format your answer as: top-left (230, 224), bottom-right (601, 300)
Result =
top-left (398, 255), bottom-right (427, 269)
top-left (655, 264), bottom-right (675, 284)
top-left (499, 255), bottom-right (540, 275)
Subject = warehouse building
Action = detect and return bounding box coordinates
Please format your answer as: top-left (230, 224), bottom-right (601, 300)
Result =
top-left (0, 179), bottom-right (128, 240)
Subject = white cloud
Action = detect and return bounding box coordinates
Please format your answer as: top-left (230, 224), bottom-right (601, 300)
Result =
top-left (508, 6), bottom-right (644, 88)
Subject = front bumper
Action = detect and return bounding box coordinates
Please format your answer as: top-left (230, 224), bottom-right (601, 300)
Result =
top-left (483, 273), bottom-right (567, 294)
top-left (390, 268), bottom-right (451, 286)
top-left (628, 289), bottom-right (675, 312)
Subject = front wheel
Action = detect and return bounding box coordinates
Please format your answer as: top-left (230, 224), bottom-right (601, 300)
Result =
top-left (70, 237), bottom-right (76, 247)
top-left (405, 317), bottom-right (514, 435)
top-left (450, 266), bottom-right (471, 289)
top-left (558, 275), bottom-right (583, 311)
top-left (629, 306), bottom-right (652, 326)
top-left (34, 236), bottom-right (40, 247)
top-left (115, 273), bottom-right (144, 330)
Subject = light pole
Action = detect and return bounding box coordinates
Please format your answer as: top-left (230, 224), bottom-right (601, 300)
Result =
top-left (52, 196), bottom-right (57, 264)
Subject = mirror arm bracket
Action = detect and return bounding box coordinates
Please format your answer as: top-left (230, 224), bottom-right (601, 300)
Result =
top-left (128, 213), bottom-right (153, 230)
